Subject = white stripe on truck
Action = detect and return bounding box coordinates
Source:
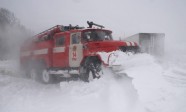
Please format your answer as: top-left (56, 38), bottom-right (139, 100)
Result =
top-left (131, 42), bottom-right (135, 46)
top-left (53, 47), bottom-right (65, 53)
top-left (33, 48), bottom-right (48, 55)
top-left (126, 42), bottom-right (130, 46)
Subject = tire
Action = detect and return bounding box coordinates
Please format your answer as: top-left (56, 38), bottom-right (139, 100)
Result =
top-left (28, 61), bottom-right (57, 84)
top-left (29, 68), bottom-right (40, 82)
top-left (87, 68), bottom-right (101, 82)
top-left (40, 69), bottom-right (56, 84)
top-left (20, 62), bottom-right (31, 78)
top-left (80, 57), bottom-right (102, 82)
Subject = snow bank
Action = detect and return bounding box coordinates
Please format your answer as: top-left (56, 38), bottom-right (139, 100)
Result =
top-left (99, 51), bottom-right (186, 112)
top-left (0, 69), bottom-right (139, 112)
top-left (0, 52), bottom-right (186, 112)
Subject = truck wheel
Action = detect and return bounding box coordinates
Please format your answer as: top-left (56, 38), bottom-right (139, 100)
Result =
top-left (89, 63), bottom-right (102, 78)
top-left (80, 58), bottom-right (102, 82)
top-left (30, 68), bottom-right (40, 82)
top-left (28, 61), bottom-right (57, 84)
top-left (40, 69), bottom-right (55, 84)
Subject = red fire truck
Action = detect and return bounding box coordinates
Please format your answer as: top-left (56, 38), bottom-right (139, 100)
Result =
top-left (20, 21), bottom-right (139, 84)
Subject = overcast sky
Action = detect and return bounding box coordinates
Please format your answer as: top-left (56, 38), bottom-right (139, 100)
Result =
top-left (0, 0), bottom-right (186, 45)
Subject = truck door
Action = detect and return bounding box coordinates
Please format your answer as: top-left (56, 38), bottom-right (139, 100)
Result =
top-left (69, 32), bottom-right (83, 67)
top-left (53, 34), bottom-right (67, 67)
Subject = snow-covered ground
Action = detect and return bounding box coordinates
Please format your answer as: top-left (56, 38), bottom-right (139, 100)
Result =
top-left (0, 52), bottom-right (186, 112)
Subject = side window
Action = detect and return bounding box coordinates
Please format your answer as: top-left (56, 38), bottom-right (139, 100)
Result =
top-left (56, 37), bottom-right (65, 46)
top-left (71, 33), bottom-right (80, 44)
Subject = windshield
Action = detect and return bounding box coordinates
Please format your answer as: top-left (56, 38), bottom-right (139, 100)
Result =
top-left (82, 30), bottom-right (112, 42)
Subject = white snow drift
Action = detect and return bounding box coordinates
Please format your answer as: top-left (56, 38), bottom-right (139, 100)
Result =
top-left (0, 52), bottom-right (186, 112)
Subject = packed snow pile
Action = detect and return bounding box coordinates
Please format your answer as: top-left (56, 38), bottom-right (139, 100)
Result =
top-left (0, 52), bottom-right (186, 112)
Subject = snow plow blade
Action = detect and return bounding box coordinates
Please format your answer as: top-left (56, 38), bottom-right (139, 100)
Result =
top-left (97, 51), bottom-right (137, 78)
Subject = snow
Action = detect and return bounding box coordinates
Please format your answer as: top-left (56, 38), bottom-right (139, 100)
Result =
top-left (0, 52), bottom-right (186, 112)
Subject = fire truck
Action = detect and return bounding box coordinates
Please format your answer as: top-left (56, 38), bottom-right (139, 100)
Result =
top-left (20, 21), bottom-right (139, 84)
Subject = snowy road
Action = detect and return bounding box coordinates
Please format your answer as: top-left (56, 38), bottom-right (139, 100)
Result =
top-left (0, 53), bottom-right (186, 112)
